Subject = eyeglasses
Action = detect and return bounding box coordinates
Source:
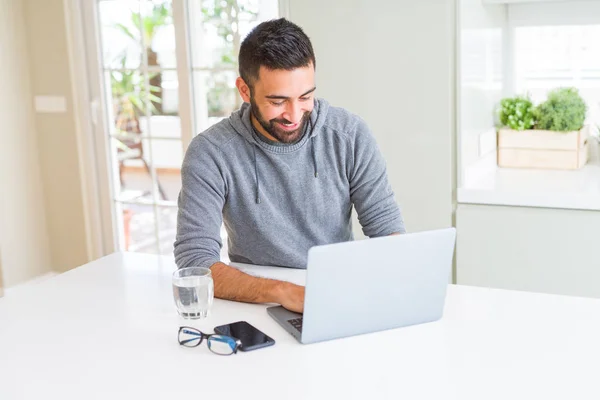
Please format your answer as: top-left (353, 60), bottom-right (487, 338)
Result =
top-left (178, 326), bottom-right (242, 355)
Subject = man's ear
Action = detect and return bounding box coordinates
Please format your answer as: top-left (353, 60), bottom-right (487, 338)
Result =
top-left (236, 77), bottom-right (251, 103)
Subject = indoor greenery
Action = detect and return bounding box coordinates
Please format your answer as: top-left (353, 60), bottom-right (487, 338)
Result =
top-left (111, 55), bottom-right (161, 136)
top-left (201, 0), bottom-right (258, 116)
top-left (114, 2), bottom-right (172, 114)
top-left (499, 95), bottom-right (536, 131)
top-left (499, 87), bottom-right (587, 133)
top-left (534, 87), bottom-right (587, 132)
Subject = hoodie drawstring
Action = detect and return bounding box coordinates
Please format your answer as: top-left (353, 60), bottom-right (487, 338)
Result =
top-left (309, 117), bottom-right (318, 178)
top-left (311, 136), bottom-right (318, 178)
top-left (253, 144), bottom-right (261, 204)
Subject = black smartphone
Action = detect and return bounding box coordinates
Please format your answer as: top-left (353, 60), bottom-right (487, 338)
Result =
top-left (214, 321), bottom-right (275, 352)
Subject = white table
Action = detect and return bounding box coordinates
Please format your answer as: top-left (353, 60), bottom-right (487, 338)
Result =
top-left (1, 252), bottom-right (600, 400)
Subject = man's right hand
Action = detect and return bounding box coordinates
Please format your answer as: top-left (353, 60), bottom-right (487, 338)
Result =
top-left (275, 282), bottom-right (305, 314)
top-left (210, 262), bottom-right (305, 313)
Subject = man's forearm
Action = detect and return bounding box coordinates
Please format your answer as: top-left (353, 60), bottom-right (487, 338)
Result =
top-left (210, 261), bottom-right (290, 304)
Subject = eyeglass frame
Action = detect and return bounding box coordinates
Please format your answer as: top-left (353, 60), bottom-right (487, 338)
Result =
top-left (177, 326), bottom-right (242, 355)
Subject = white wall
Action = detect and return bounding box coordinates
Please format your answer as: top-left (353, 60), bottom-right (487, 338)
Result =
top-left (287, 0), bottom-right (456, 235)
top-left (23, 0), bottom-right (91, 273)
top-left (0, 0), bottom-right (52, 287)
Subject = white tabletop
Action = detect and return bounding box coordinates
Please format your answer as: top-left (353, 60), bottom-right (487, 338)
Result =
top-left (1, 252), bottom-right (600, 400)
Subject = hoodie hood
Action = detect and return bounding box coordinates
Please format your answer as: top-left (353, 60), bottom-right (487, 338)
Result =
top-left (227, 98), bottom-right (330, 203)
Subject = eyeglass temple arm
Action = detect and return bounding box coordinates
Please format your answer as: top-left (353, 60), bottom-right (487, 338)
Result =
top-left (209, 335), bottom-right (242, 351)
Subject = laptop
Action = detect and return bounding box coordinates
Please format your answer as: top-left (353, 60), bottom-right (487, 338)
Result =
top-left (267, 228), bottom-right (456, 344)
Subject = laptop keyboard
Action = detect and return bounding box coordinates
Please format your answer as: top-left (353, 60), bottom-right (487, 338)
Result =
top-left (287, 317), bottom-right (303, 332)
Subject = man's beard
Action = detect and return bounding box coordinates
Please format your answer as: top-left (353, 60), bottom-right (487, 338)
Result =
top-left (250, 97), bottom-right (311, 144)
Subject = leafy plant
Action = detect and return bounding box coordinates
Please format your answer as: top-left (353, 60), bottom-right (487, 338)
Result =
top-left (207, 82), bottom-right (237, 116)
top-left (201, 0), bottom-right (257, 67)
top-left (111, 55), bottom-right (161, 135)
top-left (114, 2), bottom-right (172, 114)
top-left (499, 95), bottom-right (536, 131)
top-left (115, 3), bottom-right (171, 52)
top-left (534, 87), bottom-right (587, 132)
top-left (111, 56), bottom-right (161, 115)
top-left (201, 0), bottom-right (258, 115)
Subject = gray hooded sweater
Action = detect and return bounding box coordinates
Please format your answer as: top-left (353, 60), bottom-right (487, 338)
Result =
top-left (174, 98), bottom-right (405, 270)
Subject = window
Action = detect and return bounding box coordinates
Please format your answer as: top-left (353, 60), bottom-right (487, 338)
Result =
top-left (515, 25), bottom-right (600, 130)
top-left (457, 0), bottom-right (600, 210)
top-left (91, 0), bottom-right (279, 255)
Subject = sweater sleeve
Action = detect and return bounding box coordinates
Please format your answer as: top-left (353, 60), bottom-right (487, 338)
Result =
top-left (349, 118), bottom-right (406, 237)
top-left (174, 135), bottom-right (227, 269)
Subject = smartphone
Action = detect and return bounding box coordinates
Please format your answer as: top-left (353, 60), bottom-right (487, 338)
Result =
top-left (214, 321), bottom-right (275, 352)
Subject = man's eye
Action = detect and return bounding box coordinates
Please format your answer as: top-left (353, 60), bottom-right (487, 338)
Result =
top-left (271, 101), bottom-right (284, 106)
top-left (300, 97), bottom-right (311, 101)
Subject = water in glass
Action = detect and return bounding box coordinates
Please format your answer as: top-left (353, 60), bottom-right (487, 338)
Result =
top-left (172, 268), bottom-right (214, 319)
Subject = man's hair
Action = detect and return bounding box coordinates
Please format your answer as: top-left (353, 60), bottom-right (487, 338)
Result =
top-left (239, 18), bottom-right (316, 88)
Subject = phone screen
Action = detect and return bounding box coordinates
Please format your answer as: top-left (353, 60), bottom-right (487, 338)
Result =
top-left (215, 321), bottom-right (275, 351)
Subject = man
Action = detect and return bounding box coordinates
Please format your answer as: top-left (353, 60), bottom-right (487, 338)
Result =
top-left (174, 18), bottom-right (405, 313)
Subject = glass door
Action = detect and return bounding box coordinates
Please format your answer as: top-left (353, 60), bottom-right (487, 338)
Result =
top-left (83, 0), bottom-right (279, 256)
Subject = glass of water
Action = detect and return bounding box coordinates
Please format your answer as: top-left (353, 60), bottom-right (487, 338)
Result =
top-left (172, 267), bottom-right (214, 319)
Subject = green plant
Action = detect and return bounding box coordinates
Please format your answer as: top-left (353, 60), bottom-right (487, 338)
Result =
top-left (201, 0), bottom-right (258, 114)
top-left (499, 95), bottom-right (536, 130)
top-left (207, 82), bottom-right (237, 117)
top-left (111, 55), bottom-right (161, 135)
top-left (111, 56), bottom-right (161, 114)
top-left (114, 2), bottom-right (172, 113)
top-left (201, 0), bottom-right (258, 67)
top-left (115, 3), bottom-right (171, 52)
top-left (534, 87), bottom-right (587, 132)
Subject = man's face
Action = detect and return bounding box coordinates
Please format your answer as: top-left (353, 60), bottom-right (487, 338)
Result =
top-left (237, 65), bottom-right (316, 144)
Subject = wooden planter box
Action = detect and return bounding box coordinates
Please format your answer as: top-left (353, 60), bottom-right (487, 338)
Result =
top-left (497, 125), bottom-right (589, 170)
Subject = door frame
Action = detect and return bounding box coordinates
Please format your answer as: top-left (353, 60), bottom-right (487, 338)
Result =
top-left (64, 0), bottom-right (111, 259)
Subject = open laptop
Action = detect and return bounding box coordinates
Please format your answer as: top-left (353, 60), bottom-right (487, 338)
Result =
top-left (267, 228), bottom-right (456, 344)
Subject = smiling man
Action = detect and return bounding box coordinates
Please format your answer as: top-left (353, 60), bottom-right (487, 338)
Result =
top-left (174, 18), bottom-right (405, 313)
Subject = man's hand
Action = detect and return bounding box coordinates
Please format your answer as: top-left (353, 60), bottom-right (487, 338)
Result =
top-left (275, 282), bottom-right (305, 313)
top-left (210, 262), bottom-right (305, 312)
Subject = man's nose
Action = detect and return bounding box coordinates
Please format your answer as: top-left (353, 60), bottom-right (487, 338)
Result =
top-left (283, 102), bottom-right (303, 124)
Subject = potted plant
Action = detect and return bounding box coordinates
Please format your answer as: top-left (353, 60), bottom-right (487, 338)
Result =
top-left (497, 88), bottom-right (589, 170)
top-left (115, 2), bottom-right (171, 114)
